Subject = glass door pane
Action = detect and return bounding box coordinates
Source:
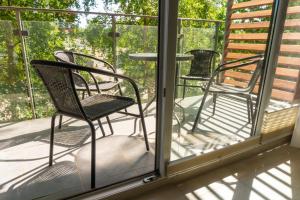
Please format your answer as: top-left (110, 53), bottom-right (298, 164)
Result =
top-left (0, 2), bottom-right (159, 199)
top-left (171, 0), bottom-right (275, 161)
top-left (260, 0), bottom-right (300, 142)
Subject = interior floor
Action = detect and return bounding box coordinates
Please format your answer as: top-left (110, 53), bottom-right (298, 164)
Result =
top-left (133, 144), bottom-right (300, 200)
top-left (0, 106), bottom-right (156, 200)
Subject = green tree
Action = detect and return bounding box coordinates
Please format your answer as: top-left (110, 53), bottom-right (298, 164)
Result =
top-left (0, 0), bottom-right (227, 121)
top-left (103, 0), bottom-right (225, 20)
top-left (0, 0), bottom-right (97, 121)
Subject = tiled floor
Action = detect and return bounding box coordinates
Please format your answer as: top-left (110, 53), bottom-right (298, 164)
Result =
top-left (0, 108), bottom-right (156, 200)
top-left (171, 95), bottom-right (292, 160)
top-left (171, 95), bottom-right (251, 160)
top-left (0, 95), bottom-right (293, 199)
top-left (133, 144), bottom-right (300, 200)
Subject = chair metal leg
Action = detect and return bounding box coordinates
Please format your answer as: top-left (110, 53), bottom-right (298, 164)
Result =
top-left (248, 96), bottom-right (255, 136)
top-left (183, 79), bottom-right (187, 99)
top-left (246, 97), bottom-right (251, 123)
top-left (87, 120), bottom-right (96, 189)
top-left (133, 117), bottom-right (138, 134)
top-left (58, 115), bottom-right (63, 129)
top-left (132, 118), bottom-right (142, 134)
top-left (175, 102), bottom-right (186, 122)
top-left (82, 91), bottom-right (86, 100)
top-left (133, 95), bottom-right (155, 134)
top-left (137, 103), bottom-right (149, 151)
top-left (192, 88), bottom-right (210, 132)
top-left (118, 84), bottom-right (128, 113)
top-left (248, 96), bottom-right (254, 124)
top-left (106, 116), bottom-right (114, 135)
top-left (97, 119), bottom-right (105, 137)
top-left (212, 93), bottom-right (217, 115)
top-left (174, 113), bottom-right (181, 137)
top-left (49, 114), bottom-right (56, 166)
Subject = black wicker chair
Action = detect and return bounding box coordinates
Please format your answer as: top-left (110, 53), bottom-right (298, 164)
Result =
top-left (31, 60), bottom-right (149, 189)
top-left (192, 55), bottom-right (264, 132)
top-left (178, 49), bottom-right (220, 99)
top-left (53, 51), bottom-right (125, 134)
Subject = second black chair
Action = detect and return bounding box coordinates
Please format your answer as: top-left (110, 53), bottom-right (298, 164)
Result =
top-left (53, 51), bottom-right (125, 135)
top-left (178, 49), bottom-right (220, 99)
top-left (192, 55), bottom-right (264, 133)
top-left (54, 51), bottom-right (123, 95)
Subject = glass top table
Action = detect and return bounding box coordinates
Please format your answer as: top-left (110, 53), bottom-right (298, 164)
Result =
top-left (129, 53), bottom-right (194, 61)
top-left (129, 52), bottom-right (194, 136)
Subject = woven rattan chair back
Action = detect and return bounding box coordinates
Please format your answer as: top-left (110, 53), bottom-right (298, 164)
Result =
top-left (54, 51), bottom-right (115, 71)
top-left (54, 51), bottom-right (94, 89)
top-left (54, 51), bottom-right (75, 63)
top-left (188, 49), bottom-right (217, 78)
top-left (54, 51), bottom-right (117, 83)
top-left (33, 63), bottom-right (84, 118)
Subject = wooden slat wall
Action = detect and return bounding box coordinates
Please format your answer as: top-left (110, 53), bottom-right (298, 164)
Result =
top-left (223, 0), bottom-right (300, 102)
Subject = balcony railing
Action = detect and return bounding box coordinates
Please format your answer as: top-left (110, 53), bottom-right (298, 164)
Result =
top-left (0, 6), bottom-right (224, 122)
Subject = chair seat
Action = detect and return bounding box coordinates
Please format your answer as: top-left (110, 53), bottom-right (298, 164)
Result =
top-left (209, 84), bottom-right (250, 95)
top-left (180, 75), bottom-right (210, 81)
top-left (81, 94), bottom-right (135, 120)
top-left (75, 81), bottom-right (119, 91)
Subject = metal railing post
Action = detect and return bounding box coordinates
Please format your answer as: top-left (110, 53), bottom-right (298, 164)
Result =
top-left (0, 6), bottom-right (225, 123)
top-left (213, 21), bottom-right (220, 68)
top-left (177, 19), bottom-right (183, 53)
top-left (112, 15), bottom-right (117, 68)
top-left (175, 19), bottom-right (183, 98)
top-left (16, 10), bottom-right (36, 119)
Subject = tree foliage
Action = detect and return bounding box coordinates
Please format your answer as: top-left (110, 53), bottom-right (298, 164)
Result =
top-left (104, 0), bottom-right (225, 20)
top-left (0, 0), bottom-right (226, 122)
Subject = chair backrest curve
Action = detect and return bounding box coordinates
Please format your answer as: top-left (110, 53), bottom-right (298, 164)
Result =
top-left (247, 58), bottom-right (264, 93)
top-left (31, 60), bottom-right (85, 118)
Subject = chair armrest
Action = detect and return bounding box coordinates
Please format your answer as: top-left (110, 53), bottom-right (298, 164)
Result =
top-left (208, 54), bottom-right (264, 87)
top-left (84, 66), bottom-right (141, 104)
top-left (86, 72), bottom-right (101, 93)
top-left (73, 63), bottom-right (142, 105)
top-left (72, 72), bottom-right (92, 96)
top-left (31, 60), bottom-right (142, 106)
top-left (73, 52), bottom-right (116, 73)
top-left (73, 52), bottom-right (120, 83)
top-left (218, 54), bottom-right (263, 70)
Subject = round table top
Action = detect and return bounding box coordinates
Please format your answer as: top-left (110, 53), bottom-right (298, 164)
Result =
top-left (128, 52), bottom-right (194, 61)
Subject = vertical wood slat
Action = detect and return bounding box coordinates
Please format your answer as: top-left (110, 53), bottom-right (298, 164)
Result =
top-left (231, 6), bottom-right (300, 20)
top-left (226, 52), bottom-right (300, 68)
top-left (229, 19), bottom-right (300, 30)
top-left (222, 0), bottom-right (235, 64)
top-left (227, 43), bottom-right (300, 54)
top-left (232, 0), bottom-right (273, 10)
top-left (228, 33), bottom-right (300, 41)
top-left (223, 0), bottom-right (300, 102)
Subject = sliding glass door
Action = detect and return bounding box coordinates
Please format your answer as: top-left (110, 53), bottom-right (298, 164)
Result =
top-left (0, 1), bottom-right (160, 199)
top-left (168, 0), bottom-right (285, 162)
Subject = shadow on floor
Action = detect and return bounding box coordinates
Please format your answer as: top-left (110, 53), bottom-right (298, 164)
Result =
top-left (0, 161), bottom-right (83, 200)
top-left (134, 144), bottom-right (300, 200)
